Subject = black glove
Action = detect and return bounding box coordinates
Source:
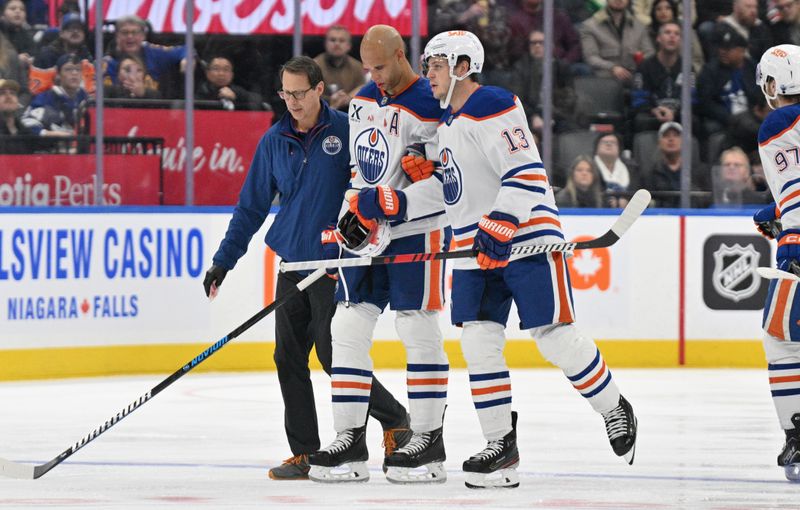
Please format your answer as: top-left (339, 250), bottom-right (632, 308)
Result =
top-left (203, 265), bottom-right (228, 297)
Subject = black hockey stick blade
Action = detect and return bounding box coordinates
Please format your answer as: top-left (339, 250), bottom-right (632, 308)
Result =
top-left (0, 268), bottom-right (327, 480)
top-left (280, 189), bottom-right (652, 273)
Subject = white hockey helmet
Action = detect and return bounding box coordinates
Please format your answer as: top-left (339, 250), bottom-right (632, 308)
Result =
top-left (337, 211), bottom-right (392, 257)
top-left (757, 44), bottom-right (800, 109)
top-left (422, 30), bottom-right (484, 108)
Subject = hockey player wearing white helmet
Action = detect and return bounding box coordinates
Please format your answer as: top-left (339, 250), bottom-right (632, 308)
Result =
top-left (751, 44), bottom-right (800, 482)
top-left (422, 30), bottom-right (638, 489)
top-left (308, 25), bottom-right (451, 485)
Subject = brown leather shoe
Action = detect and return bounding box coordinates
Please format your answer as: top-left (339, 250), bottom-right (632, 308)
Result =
top-left (268, 454), bottom-right (310, 480)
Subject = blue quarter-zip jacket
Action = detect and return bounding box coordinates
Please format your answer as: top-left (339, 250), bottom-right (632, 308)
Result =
top-left (212, 101), bottom-right (351, 269)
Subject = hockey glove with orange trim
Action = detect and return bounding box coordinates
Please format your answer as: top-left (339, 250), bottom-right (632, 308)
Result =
top-left (350, 185), bottom-right (407, 221)
top-left (777, 229), bottom-right (800, 275)
top-left (753, 202), bottom-right (782, 239)
top-left (473, 212), bottom-right (519, 270)
top-left (321, 226), bottom-right (343, 279)
top-left (401, 143), bottom-right (435, 182)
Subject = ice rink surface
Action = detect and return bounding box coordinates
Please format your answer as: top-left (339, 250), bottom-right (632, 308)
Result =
top-left (0, 368), bottom-right (798, 509)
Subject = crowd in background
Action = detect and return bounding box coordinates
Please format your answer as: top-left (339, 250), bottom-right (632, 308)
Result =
top-left (0, 0), bottom-right (796, 208)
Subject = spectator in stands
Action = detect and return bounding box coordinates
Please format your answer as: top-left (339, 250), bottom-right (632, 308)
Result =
top-left (648, 121), bottom-right (709, 207)
top-left (556, 0), bottom-right (598, 24)
top-left (104, 54), bottom-right (160, 100)
top-left (197, 55), bottom-right (261, 110)
top-left (632, 0), bottom-right (696, 26)
top-left (579, 0), bottom-right (655, 84)
top-left (0, 31), bottom-right (26, 104)
top-left (716, 0), bottom-right (772, 60)
top-left (630, 21), bottom-right (697, 133)
top-left (510, 29), bottom-right (579, 135)
top-left (506, 0), bottom-right (583, 69)
top-left (593, 131), bottom-right (639, 204)
top-left (0, 0), bottom-right (34, 67)
top-left (431, 0), bottom-right (511, 72)
top-left (31, 14), bottom-right (93, 95)
top-left (769, 0), bottom-right (800, 45)
top-left (555, 155), bottom-right (606, 208)
top-left (713, 146), bottom-right (770, 206)
top-left (103, 15), bottom-right (188, 96)
top-left (22, 54), bottom-right (87, 136)
top-left (313, 25), bottom-right (365, 111)
top-left (697, 1), bottom-right (735, 59)
top-left (697, 24), bottom-right (760, 139)
top-left (645, 0), bottom-right (704, 70)
top-left (0, 78), bottom-right (28, 135)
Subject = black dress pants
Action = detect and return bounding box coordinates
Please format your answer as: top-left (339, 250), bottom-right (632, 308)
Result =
top-left (274, 270), bottom-right (408, 455)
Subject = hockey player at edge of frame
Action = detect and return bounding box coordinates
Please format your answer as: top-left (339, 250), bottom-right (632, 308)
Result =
top-left (421, 30), bottom-right (638, 489)
top-left (750, 44), bottom-right (800, 483)
top-left (307, 25), bottom-right (452, 485)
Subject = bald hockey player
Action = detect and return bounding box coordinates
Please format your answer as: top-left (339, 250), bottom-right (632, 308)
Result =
top-left (750, 44), bottom-right (800, 482)
top-left (308, 25), bottom-right (451, 484)
top-left (422, 30), bottom-right (638, 489)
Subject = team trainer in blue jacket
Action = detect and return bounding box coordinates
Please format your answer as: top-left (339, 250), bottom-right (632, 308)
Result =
top-left (203, 56), bottom-right (409, 480)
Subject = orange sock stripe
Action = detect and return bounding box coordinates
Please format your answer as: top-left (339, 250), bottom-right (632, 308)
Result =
top-left (471, 384), bottom-right (512, 396)
top-left (331, 381), bottom-right (372, 390)
top-left (769, 374), bottom-right (800, 384)
top-left (407, 378), bottom-right (449, 385)
top-left (573, 361), bottom-right (607, 390)
top-left (767, 280), bottom-right (793, 339)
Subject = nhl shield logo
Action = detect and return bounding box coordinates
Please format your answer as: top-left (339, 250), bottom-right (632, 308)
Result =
top-left (322, 136), bottom-right (342, 155)
top-left (711, 243), bottom-right (761, 302)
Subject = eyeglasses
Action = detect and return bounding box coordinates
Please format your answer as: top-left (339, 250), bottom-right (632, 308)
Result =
top-left (209, 66), bottom-right (233, 73)
top-left (529, 40), bottom-right (545, 46)
top-left (118, 29), bottom-right (144, 37)
top-left (278, 86), bottom-right (314, 101)
top-left (0, 88), bottom-right (18, 96)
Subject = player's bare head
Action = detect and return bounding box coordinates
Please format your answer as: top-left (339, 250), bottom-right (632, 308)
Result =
top-left (361, 25), bottom-right (409, 93)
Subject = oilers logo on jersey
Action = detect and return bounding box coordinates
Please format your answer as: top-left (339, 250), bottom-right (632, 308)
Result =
top-left (439, 147), bottom-right (463, 205)
top-left (354, 127), bottom-right (390, 183)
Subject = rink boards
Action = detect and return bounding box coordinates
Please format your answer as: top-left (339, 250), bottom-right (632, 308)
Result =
top-left (0, 208), bottom-right (771, 380)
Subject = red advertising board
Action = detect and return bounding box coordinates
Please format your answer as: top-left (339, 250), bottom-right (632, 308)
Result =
top-left (89, 108), bottom-right (273, 205)
top-left (88, 0), bottom-right (426, 36)
top-left (0, 154), bottom-right (160, 206)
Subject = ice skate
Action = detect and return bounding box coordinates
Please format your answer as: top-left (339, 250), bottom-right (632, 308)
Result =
top-left (462, 411), bottom-right (519, 489)
top-left (602, 395), bottom-right (638, 465)
top-left (778, 414), bottom-right (800, 482)
top-left (384, 426), bottom-right (446, 484)
top-left (308, 426), bottom-right (369, 483)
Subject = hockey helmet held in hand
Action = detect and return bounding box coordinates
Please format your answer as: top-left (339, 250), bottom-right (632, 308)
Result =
top-left (757, 44), bottom-right (800, 108)
top-left (337, 210), bottom-right (391, 257)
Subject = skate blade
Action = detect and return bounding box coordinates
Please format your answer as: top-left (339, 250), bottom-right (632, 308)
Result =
top-left (621, 417), bottom-right (638, 465)
top-left (308, 462), bottom-right (369, 483)
top-left (464, 466), bottom-right (520, 489)
top-left (785, 464), bottom-right (800, 482)
top-left (386, 463), bottom-right (447, 484)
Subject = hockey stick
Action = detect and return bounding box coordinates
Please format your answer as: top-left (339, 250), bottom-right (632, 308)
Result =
top-left (280, 189), bottom-right (652, 273)
top-left (756, 267), bottom-right (800, 281)
top-left (0, 267), bottom-right (327, 480)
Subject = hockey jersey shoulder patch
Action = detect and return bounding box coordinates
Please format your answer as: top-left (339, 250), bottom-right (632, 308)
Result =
top-left (759, 104), bottom-right (800, 146)
top-left (458, 86), bottom-right (517, 121)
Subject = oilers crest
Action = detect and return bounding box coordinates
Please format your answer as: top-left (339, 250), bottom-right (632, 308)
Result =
top-left (354, 127), bottom-right (389, 184)
top-left (439, 147), bottom-right (463, 205)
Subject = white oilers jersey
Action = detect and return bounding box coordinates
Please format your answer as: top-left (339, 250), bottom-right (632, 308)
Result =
top-left (345, 77), bottom-right (447, 238)
top-left (758, 103), bottom-right (800, 229)
top-left (436, 86), bottom-right (564, 269)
